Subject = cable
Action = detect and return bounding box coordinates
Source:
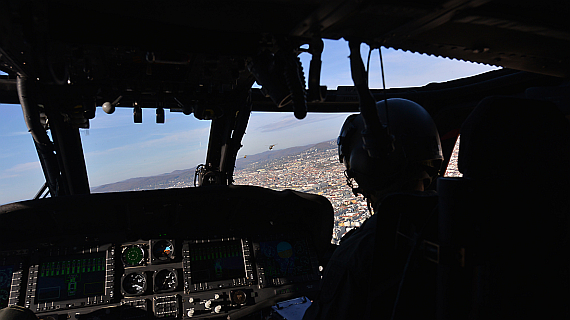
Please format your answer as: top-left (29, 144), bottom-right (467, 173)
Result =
top-left (379, 47), bottom-right (390, 128)
top-left (367, 45), bottom-right (372, 86)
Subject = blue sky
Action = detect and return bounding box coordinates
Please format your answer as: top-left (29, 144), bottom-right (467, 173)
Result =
top-left (0, 39), bottom-right (499, 204)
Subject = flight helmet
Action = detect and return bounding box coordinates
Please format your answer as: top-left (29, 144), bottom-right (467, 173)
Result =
top-left (338, 98), bottom-right (443, 196)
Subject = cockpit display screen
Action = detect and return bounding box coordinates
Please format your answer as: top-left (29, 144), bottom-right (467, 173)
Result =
top-left (0, 265), bottom-right (13, 308)
top-left (257, 239), bottom-right (313, 279)
top-left (188, 240), bottom-right (245, 284)
top-left (35, 252), bottom-right (106, 303)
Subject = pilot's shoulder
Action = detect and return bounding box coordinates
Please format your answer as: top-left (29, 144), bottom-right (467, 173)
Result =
top-left (333, 214), bottom-right (378, 262)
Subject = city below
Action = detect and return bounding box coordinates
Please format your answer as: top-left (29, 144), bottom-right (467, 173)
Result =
top-left (233, 140), bottom-right (370, 244)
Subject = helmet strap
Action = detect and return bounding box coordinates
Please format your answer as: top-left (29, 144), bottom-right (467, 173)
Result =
top-left (345, 169), bottom-right (363, 197)
top-left (367, 198), bottom-right (374, 215)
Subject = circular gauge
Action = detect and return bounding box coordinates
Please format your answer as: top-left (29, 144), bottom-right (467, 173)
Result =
top-left (230, 290), bottom-right (247, 305)
top-left (122, 272), bottom-right (147, 296)
top-left (154, 269), bottom-right (178, 293)
top-left (122, 245), bottom-right (145, 267)
top-left (262, 245), bottom-right (276, 258)
top-left (0, 269), bottom-right (11, 287)
top-left (277, 242), bottom-right (293, 259)
top-left (152, 240), bottom-right (174, 262)
top-left (294, 242), bottom-right (307, 255)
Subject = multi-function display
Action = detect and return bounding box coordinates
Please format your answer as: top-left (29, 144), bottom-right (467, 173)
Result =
top-left (35, 252), bottom-right (106, 303)
top-left (256, 239), bottom-right (313, 279)
top-left (188, 240), bottom-right (246, 284)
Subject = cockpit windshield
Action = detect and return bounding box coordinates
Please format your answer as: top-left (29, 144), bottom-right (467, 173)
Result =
top-left (0, 40), bottom-right (498, 206)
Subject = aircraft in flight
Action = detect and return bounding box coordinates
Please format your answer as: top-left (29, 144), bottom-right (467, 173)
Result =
top-left (1, 0), bottom-right (569, 319)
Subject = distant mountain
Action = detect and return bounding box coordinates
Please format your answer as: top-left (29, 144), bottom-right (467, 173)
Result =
top-left (91, 139), bottom-right (336, 193)
top-left (234, 146), bottom-right (308, 170)
top-left (311, 140), bottom-right (338, 152)
top-left (91, 170), bottom-right (195, 193)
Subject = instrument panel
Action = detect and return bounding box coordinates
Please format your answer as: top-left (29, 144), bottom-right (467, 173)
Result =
top-left (2, 236), bottom-right (320, 319)
top-left (1, 235), bottom-right (320, 319)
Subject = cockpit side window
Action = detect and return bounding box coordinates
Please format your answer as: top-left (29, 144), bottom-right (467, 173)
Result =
top-left (444, 135), bottom-right (462, 177)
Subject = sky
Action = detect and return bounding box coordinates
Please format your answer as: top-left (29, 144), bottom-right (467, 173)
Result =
top-left (0, 39), bottom-right (500, 205)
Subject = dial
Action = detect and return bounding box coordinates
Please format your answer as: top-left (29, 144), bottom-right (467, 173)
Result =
top-left (152, 240), bottom-right (174, 262)
top-left (0, 269), bottom-right (12, 287)
top-left (122, 245), bottom-right (145, 267)
top-left (154, 269), bottom-right (178, 293)
top-left (122, 272), bottom-right (147, 296)
top-left (231, 290), bottom-right (247, 305)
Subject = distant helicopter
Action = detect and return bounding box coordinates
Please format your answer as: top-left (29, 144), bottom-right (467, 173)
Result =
top-left (269, 144), bottom-right (277, 150)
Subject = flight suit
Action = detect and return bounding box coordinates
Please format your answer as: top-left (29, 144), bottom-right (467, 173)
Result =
top-left (303, 192), bottom-right (438, 320)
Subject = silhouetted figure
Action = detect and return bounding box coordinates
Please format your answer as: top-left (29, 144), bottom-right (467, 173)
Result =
top-left (304, 98), bottom-right (443, 319)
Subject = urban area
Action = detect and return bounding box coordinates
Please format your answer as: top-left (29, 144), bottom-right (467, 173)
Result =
top-left (233, 140), bottom-right (368, 244)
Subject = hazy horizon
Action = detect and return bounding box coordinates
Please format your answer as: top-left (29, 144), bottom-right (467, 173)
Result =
top-left (90, 139), bottom-right (338, 191)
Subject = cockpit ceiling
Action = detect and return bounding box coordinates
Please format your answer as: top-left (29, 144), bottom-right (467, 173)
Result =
top-left (1, 0), bottom-right (569, 78)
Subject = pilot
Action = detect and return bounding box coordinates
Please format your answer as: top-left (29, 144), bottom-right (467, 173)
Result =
top-left (303, 98), bottom-right (443, 320)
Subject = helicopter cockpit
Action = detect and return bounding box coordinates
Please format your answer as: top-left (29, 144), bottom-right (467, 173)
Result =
top-left (1, 1), bottom-right (570, 319)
